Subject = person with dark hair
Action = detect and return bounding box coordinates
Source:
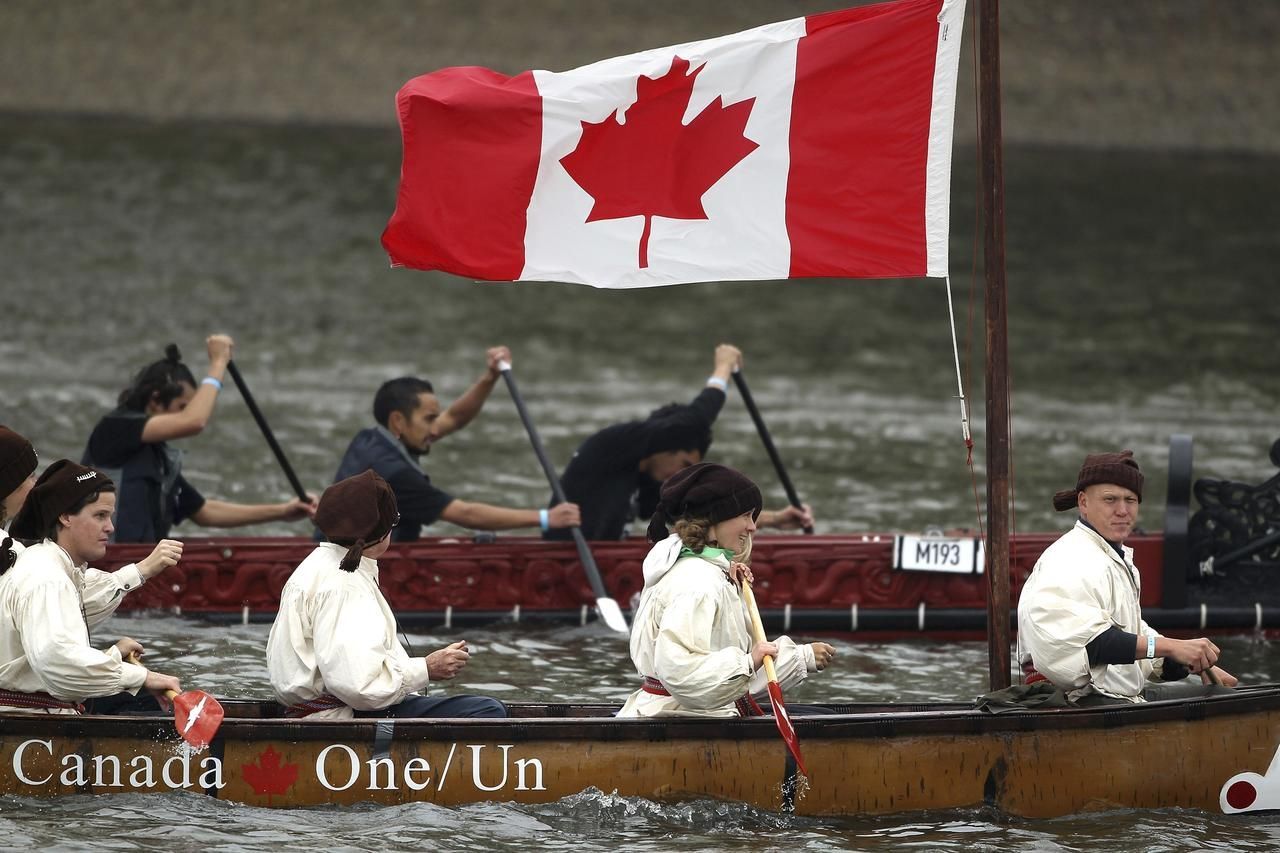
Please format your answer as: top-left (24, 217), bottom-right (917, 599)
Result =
top-left (82, 335), bottom-right (316, 542)
top-left (548, 344), bottom-right (813, 541)
top-left (617, 463), bottom-right (834, 718)
top-left (0, 460), bottom-right (184, 714)
top-left (0, 425), bottom-right (39, 558)
top-left (267, 470), bottom-right (506, 719)
top-left (1018, 450), bottom-right (1237, 705)
top-left (333, 346), bottom-right (579, 541)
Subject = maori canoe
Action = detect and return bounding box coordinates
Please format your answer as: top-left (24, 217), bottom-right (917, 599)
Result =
top-left (100, 530), bottom-right (1279, 636)
top-left (100, 435), bottom-right (1280, 635)
top-left (3, 688), bottom-right (1280, 816)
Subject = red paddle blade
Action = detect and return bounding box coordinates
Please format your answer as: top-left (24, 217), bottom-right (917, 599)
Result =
top-left (172, 690), bottom-right (225, 749)
top-left (766, 680), bottom-right (807, 778)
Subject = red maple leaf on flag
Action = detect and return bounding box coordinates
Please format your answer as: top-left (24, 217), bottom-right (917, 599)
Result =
top-left (241, 745), bottom-right (299, 801)
top-left (559, 56), bottom-right (759, 269)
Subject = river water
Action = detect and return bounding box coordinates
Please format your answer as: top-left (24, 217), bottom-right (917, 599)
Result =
top-left (1, 116), bottom-right (1279, 848)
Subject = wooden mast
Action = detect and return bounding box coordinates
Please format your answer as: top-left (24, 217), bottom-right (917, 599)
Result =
top-left (978, 0), bottom-right (1011, 690)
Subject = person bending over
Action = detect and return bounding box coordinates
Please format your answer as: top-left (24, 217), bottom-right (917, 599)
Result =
top-left (549, 344), bottom-right (812, 541)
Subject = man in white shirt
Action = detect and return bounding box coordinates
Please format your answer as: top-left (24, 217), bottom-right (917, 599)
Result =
top-left (267, 470), bottom-right (505, 719)
top-left (1018, 450), bottom-right (1236, 705)
top-left (0, 460), bottom-right (182, 714)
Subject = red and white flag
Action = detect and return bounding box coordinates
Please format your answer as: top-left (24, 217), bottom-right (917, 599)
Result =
top-left (382, 0), bottom-right (965, 288)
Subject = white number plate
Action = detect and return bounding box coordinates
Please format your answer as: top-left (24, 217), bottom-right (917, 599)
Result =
top-left (893, 535), bottom-right (985, 574)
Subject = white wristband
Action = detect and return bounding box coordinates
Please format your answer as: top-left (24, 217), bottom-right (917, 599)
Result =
top-left (539, 508), bottom-right (550, 532)
top-left (202, 376), bottom-right (223, 391)
top-left (706, 376), bottom-right (728, 392)
top-left (1146, 634), bottom-right (1156, 659)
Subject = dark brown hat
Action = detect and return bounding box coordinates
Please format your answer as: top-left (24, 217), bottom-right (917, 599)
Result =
top-left (8, 459), bottom-right (114, 542)
top-left (647, 462), bottom-right (763, 542)
top-left (316, 470), bottom-right (399, 571)
top-left (1052, 450), bottom-right (1144, 511)
top-left (0, 425), bottom-right (37, 501)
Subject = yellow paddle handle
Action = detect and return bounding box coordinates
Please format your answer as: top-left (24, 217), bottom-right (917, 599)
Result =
top-left (125, 651), bottom-right (179, 700)
top-left (740, 580), bottom-right (779, 684)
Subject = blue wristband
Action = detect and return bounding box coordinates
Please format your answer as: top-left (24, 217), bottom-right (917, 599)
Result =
top-left (706, 376), bottom-right (728, 392)
top-left (539, 508), bottom-right (550, 532)
top-left (202, 376), bottom-right (223, 391)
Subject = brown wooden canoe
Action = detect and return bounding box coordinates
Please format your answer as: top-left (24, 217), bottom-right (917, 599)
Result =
top-left (4, 687), bottom-right (1279, 816)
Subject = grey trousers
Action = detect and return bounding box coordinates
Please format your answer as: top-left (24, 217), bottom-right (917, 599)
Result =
top-left (1074, 679), bottom-right (1234, 707)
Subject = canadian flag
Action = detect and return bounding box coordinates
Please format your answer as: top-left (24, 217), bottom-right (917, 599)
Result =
top-left (382, 0), bottom-right (965, 288)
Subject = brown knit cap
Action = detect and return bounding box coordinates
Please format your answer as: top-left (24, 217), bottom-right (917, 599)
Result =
top-left (1052, 450), bottom-right (1144, 511)
top-left (8, 460), bottom-right (115, 542)
top-left (315, 470), bottom-right (399, 571)
top-left (0, 425), bottom-right (38, 501)
top-left (647, 462), bottom-right (763, 542)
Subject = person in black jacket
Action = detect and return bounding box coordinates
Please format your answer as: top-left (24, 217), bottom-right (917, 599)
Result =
top-left (547, 344), bottom-right (813, 541)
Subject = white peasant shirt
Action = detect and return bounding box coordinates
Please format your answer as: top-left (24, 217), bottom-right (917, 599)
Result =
top-left (267, 543), bottom-right (431, 719)
top-left (0, 540), bottom-right (148, 713)
top-left (618, 534), bottom-right (815, 718)
top-left (1017, 520), bottom-right (1163, 703)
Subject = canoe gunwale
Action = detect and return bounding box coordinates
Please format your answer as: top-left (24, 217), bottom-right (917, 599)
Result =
top-left (3, 686), bottom-right (1277, 743)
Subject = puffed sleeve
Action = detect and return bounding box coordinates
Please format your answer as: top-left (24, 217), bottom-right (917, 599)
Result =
top-left (81, 564), bottom-right (145, 629)
top-left (746, 635), bottom-right (813, 699)
top-left (18, 575), bottom-right (147, 701)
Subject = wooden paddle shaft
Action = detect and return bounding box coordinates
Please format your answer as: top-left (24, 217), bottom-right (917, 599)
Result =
top-left (731, 369), bottom-right (814, 535)
top-left (497, 364), bottom-right (612, 603)
top-left (225, 360), bottom-right (309, 502)
top-left (740, 580), bottom-right (779, 683)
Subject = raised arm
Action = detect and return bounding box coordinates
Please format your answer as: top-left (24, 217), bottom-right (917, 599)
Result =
top-left (431, 346), bottom-right (510, 441)
top-left (140, 334), bottom-right (234, 443)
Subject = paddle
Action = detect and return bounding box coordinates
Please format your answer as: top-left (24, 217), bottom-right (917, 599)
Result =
top-left (731, 369), bottom-right (814, 534)
top-left (740, 578), bottom-right (808, 777)
top-left (127, 653), bottom-right (225, 749)
top-left (225, 360), bottom-right (309, 502)
top-left (496, 361), bottom-right (628, 634)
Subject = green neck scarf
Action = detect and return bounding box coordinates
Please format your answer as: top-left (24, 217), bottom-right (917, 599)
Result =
top-left (679, 545), bottom-right (736, 563)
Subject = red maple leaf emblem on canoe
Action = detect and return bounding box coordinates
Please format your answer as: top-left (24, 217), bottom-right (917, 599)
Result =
top-left (559, 56), bottom-right (759, 269)
top-left (242, 745), bottom-right (299, 801)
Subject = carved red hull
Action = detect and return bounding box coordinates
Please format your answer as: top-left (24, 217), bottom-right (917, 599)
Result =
top-left (94, 533), bottom-right (1243, 637)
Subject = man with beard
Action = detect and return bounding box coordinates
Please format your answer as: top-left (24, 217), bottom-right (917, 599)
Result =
top-left (333, 346), bottom-right (579, 541)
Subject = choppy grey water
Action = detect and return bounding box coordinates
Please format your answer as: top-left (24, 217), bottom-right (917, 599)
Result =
top-left (1, 115), bottom-right (1279, 849)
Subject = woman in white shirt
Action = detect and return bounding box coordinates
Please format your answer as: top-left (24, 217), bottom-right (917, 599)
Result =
top-left (618, 463), bottom-right (834, 718)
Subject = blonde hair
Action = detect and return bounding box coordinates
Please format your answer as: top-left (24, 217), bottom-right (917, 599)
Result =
top-left (674, 515), bottom-right (753, 564)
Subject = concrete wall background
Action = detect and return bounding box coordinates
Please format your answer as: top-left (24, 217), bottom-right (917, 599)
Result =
top-left (1, 1), bottom-right (1276, 152)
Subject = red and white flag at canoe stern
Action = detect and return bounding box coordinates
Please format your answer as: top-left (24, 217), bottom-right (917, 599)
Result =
top-left (382, 0), bottom-right (966, 288)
